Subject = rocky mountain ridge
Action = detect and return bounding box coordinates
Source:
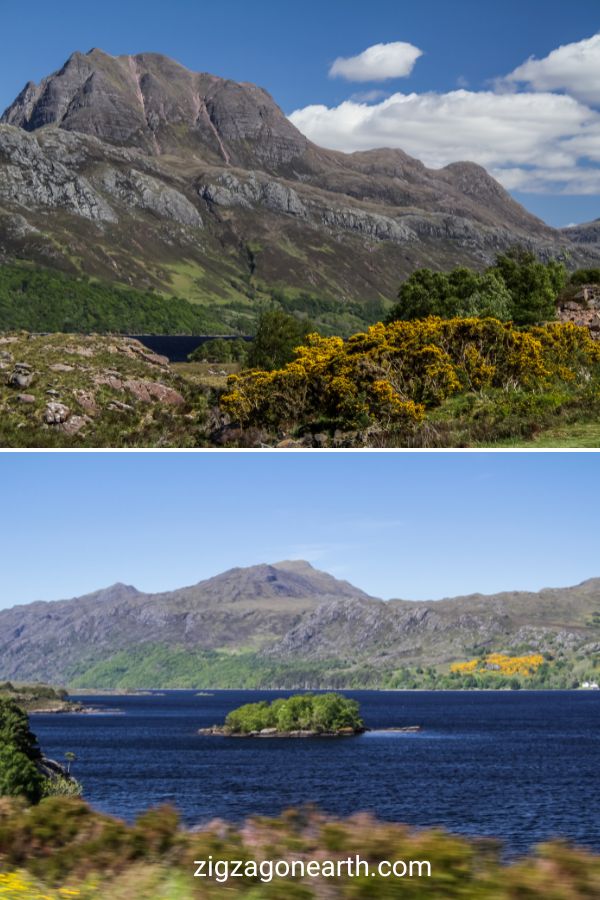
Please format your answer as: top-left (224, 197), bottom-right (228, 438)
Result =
top-left (1, 49), bottom-right (595, 324)
top-left (1, 560), bottom-right (598, 685)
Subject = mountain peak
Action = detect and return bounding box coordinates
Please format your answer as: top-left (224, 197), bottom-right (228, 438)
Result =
top-left (94, 582), bottom-right (141, 600)
top-left (272, 560), bottom-right (317, 572)
top-left (0, 49), bottom-right (582, 306)
top-left (0, 48), bottom-right (309, 168)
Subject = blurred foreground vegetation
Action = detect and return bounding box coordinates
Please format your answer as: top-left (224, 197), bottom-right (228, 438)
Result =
top-left (0, 798), bottom-right (598, 899)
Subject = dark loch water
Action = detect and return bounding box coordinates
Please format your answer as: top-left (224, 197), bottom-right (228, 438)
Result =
top-left (129, 335), bottom-right (251, 362)
top-left (32, 690), bottom-right (600, 854)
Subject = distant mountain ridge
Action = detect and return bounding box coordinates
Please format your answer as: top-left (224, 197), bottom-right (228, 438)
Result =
top-left (1, 560), bottom-right (599, 687)
top-left (1, 48), bottom-right (596, 329)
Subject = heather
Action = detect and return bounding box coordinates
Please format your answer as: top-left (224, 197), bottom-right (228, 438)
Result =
top-left (0, 799), bottom-right (599, 899)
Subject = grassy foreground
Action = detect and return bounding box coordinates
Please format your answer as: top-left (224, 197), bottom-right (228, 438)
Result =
top-left (0, 798), bottom-right (599, 899)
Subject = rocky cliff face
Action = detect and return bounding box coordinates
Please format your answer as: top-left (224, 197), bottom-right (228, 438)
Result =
top-left (2, 50), bottom-right (309, 167)
top-left (0, 49), bottom-right (593, 318)
top-left (1, 561), bottom-right (598, 684)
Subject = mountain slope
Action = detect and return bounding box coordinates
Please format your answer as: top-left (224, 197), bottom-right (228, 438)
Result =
top-left (0, 49), bottom-right (592, 329)
top-left (1, 561), bottom-right (599, 687)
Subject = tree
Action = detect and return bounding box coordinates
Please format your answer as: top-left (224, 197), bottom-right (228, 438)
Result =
top-left (491, 248), bottom-right (566, 325)
top-left (570, 268), bottom-right (600, 286)
top-left (387, 267), bottom-right (512, 323)
top-left (188, 338), bottom-right (249, 365)
top-left (64, 752), bottom-right (77, 775)
top-left (0, 699), bottom-right (41, 761)
top-left (0, 744), bottom-right (43, 804)
top-left (247, 309), bottom-right (313, 370)
top-left (224, 694), bottom-right (363, 733)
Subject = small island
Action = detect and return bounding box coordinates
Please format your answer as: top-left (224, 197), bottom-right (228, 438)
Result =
top-left (199, 693), bottom-right (367, 738)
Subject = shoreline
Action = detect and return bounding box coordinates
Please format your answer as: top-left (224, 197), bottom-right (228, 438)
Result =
top-left (198, 725), bottom-right (421, 738)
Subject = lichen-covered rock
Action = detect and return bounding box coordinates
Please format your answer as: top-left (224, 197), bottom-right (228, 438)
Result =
top-left (60, 414), bottom-right (90, 435)
top-left (123, 378), bottom-right (185, 405)
top-left (44, 401), bottom-right (70, 424)
top-left (8, 363), bottom-right (34, 388)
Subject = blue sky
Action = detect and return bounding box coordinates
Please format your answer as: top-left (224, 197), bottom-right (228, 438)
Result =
top-left (0, 0), bottom-right (599, 226)
top-left (1, 452), bottom-right (598, 610)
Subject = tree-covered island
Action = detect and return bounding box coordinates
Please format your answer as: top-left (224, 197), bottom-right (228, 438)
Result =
top-left (199, 693), bottom-right (367, 737)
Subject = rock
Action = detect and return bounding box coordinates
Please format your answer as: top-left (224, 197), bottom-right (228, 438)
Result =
top-left (276, 438), bottom-right (305, 448)
top-left (123, 379), bottom-right (184, 405)
top-left (94, 373), bottom-right (124, 391)
top-left (201, 172), bottom-right (307, 218)
top-left (49, 363), bottom-right (75, 372)
top-left (557, 285), bottom-right (600, 338)
top-left (44, 401), bottom-right (70, 425)
top-left (107, 400), bottom-right (135, 412)
top-left (60, 415), bottom-right (90, 435)
top-left (8, 363), bottom-right (34, 388)
top-left (73, 389), bottom-right (98, 415)
top-left (109, 343), bottom-right (169, 367)
top-left (0, 126), bottom-right (117, 222)
top-left (64, 345), bottom-right (95, 358)
top-left (16, 393), bottom-right (35, 403)
top-left (318, 204), bottom-right (415, 243)
top-left (102, 168), bottom-right (203, 228)
top-left (138, 350), bottom-right (169, 367)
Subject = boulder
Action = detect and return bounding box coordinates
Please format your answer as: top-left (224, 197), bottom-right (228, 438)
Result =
top-left (8, 363), bottom-right (34, 388)
top-left (44, 401), bottom-right (70, 425)
top-left (60, 415), bottom-right (90, 435)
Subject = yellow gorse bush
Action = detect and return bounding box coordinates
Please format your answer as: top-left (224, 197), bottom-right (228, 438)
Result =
top-left (451, 654), bottom-right (545, 677)
top-left (0, 871), bottom-right (80, 899)
top-left (221, 317), bottom-right (600, 432)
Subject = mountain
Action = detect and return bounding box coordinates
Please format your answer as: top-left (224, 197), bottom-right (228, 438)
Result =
top-left (0, 49), bottom-right (593, 331)
top-left (561, 219), bottom-right (600, 252)
top-left (1, 561), bottom-right (599, 688)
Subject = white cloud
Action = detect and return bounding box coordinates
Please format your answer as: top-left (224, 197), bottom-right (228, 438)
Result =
top-left (501, 33), bottom-right (600, 106)
top-left (289, 89), bottom-right (599, 191)
top-left (329, 41), bottom-right (423, 82)
top-left (290, 34), bottom-right (600, 195)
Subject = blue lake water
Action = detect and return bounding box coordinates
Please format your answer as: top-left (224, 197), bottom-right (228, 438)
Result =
top-left (129, 335), bottom-right (251, 362)
top-left (31, 690), bottom-right (600, 855)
